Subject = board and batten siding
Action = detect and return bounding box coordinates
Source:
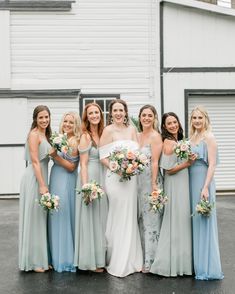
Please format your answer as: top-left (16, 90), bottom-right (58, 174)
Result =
top-left (10, 0), bottom-right (161, 114)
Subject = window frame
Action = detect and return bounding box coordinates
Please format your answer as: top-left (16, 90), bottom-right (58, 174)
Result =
top-left (79, 94), bottom-right (120, 126)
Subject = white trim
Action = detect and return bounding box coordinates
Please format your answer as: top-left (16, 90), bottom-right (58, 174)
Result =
top-left (161, 0), bottom-right (235, 17)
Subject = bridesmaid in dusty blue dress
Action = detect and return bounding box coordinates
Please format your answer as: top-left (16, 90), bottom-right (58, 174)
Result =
top-left (189, 106), bottom-right (223, 280)
top-left (48, 112), bottom-right (80, 272)
top-left (137, 105), bottom-right (163, 272)
top-left (74, 103), bottom-right (108, 272)
top-left (19, 105), bottom-right (52, 272)
top-left (150, 112), bottom-right (196, 277)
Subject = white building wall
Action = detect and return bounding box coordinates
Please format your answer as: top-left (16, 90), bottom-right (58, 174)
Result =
top-left (10, 0), bottom-right (161, 114)
top-left (162, 1), bottom-right (235, 190)
top-left (163, 72), bottom-right (235, 123)
top-left (164, 3), bottom-right (235, 67)
top-left (0, 11), bottom-right (10, 88)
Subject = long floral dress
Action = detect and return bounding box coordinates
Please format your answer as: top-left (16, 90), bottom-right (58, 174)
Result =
top-left (137, 144), bottom-right (163, 272)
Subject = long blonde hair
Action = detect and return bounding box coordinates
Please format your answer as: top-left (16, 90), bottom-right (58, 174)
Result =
top-left (59, 111), bottom-right (81, 146)
top-left (189, 106), bottom-right (211, 137)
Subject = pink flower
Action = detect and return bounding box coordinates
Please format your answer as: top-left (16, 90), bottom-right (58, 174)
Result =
top-left (139, 153), bottom-right (148, 164)
top-left (61, 145), bottom-right (69, 153)
top-left (126, 151), bottom-right (136, 160)
top-left (180, 143), bottom-right (188, 152)
top-left (109, 161), bottom-right (119, 172)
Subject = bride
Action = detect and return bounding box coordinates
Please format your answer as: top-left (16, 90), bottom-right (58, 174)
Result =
top-left (99, 99), bottom-right (143, 277)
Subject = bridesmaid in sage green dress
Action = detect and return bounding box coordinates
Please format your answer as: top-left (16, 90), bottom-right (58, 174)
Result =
top-left (137, 105), bottom-right (163, 272)
top-left (74, 103), bottom-right (108, 272)
top-left (19, 105), bottom-right (52, 272)
top-left (150, 112), bottom-right (197, 277)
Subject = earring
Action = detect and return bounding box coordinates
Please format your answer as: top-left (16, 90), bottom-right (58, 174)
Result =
top-left (110, 117), bottom-right (113, 124)
top-left (123, 117), bottom-right (127, 124)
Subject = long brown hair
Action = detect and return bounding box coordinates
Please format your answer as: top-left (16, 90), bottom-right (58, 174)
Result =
top-left (82, 103), bottom-right (104, 139)
top-left (107, 99), bottom-right (129, 126)
top-left (161, 112), bottom-right (184, 142)
top-left (30, 105), bottom-right (52, 142)
top-left (138, 104), bottom-right (160, 132)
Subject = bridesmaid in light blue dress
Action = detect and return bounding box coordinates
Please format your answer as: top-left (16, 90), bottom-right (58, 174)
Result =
top-left (48, 112), bottom-right (80, 272)
top-left (19, 105), bottom-right (52, 272)
top-left (137, 105), bottom-right (163, 272)
top-left (150, 112), bottom-right (194, 277)
top-left (189, 106), bottom-right (223, 280)
top-left (74, 103), bottom-right (108, 272)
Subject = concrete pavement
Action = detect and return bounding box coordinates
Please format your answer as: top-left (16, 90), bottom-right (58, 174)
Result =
top-left (0, 196), bottom-right (234, 294)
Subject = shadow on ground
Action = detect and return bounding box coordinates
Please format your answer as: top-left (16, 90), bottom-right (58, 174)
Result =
top-left (0, 196), bottom-right (234, 294)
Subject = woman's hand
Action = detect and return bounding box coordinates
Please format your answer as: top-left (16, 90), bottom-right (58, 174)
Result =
top-left (39, 185), bottom-right (49, 195)
top-left (49, 147), bottom-right (57, 158)
top-left (201, 187), bottom-right (209, 200)
top-left (188, 152), bottom-right (197, 165)
top-left (152, 183), bottom-right (158, 192)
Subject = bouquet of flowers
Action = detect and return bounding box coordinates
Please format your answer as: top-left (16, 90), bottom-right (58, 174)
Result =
top-left (148, 189), bottom-right (168, 213)
top-left (192, 198), bottom-right (214, 217)
top-left (173, 139), bottom-right (191, 160)
top-left (109, 147), bottom-right (149, 182)
top-left (76, 181), bottom-right (105, 206)
top-left (50, 132), bottom-right (71, 154)
top-left (38, 192), bottom-right (60, 212)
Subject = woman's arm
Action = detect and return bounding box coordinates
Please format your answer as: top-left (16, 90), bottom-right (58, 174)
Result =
top-left (49, 149), bottom-right (77, 172)
top-left (201, 133), bottom-right (217, 199)
top-left (163, 139), bottom-right (195, 175)
top-left (79, 134), bottom-right (91, 185)
top-left (49, 136), bottom-right (79, 172)
top-left (28, 131), bottom-right (48, 194)
top-left (99, 127), bottom-right (112, 169)
top-left (150, 133), bottom-right (162, 191)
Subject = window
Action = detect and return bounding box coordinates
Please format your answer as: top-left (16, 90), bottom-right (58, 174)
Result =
top-left (80, 94), bottom-right (120, 125)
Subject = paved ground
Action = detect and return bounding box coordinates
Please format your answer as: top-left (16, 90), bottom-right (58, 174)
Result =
top-left (0, 196), bottom-right (234, 294)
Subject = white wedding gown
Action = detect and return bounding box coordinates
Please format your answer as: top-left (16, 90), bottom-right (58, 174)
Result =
top-left (99, 140), bottom-right (143, 277)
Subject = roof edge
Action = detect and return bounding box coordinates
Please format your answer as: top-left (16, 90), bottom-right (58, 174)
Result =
top-left (161, 0), bottom-right (235, 17)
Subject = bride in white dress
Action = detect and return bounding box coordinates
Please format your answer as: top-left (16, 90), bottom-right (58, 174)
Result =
top-left (99, 99), bottom-right (143, 277)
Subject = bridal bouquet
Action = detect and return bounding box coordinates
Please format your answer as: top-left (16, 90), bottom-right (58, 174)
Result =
top-left (50, 132), bottom-right (71, 154)
top-left (109, 147), bottom-right (149, 182)
top-left (38, 192), bottom-right (60, 212)
top-left (192, 198), bottom-right (214, 217)
top-left (174, 139), bottom-right (191, 160)
top-left (76, 181), bottom-right (105, 206)
top-left (148, 189), bottom-right (168, 213)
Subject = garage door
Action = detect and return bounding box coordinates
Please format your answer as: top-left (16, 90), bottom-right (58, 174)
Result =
top-left (188, 96), bottom-right (235, 191)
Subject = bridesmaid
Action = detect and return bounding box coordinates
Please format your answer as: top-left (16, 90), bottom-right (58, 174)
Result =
top-left (19, 105), bottom-right (52, 272)
top-left (150, 112), bottom-right (195, 277)
top-left (189, 106), bottom-right (224, 280)
top-left (74, 103), bottom-right (108, 272)
top-left (137, 105), bottom-right (163, 273)
top-left (48, 112), bottom-right (80, 272)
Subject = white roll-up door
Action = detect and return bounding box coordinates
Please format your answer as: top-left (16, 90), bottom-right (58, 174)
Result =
top-left (27, 97), bottom-right (80, 132)
top-left (188, 96), bottom-right (235, 191)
